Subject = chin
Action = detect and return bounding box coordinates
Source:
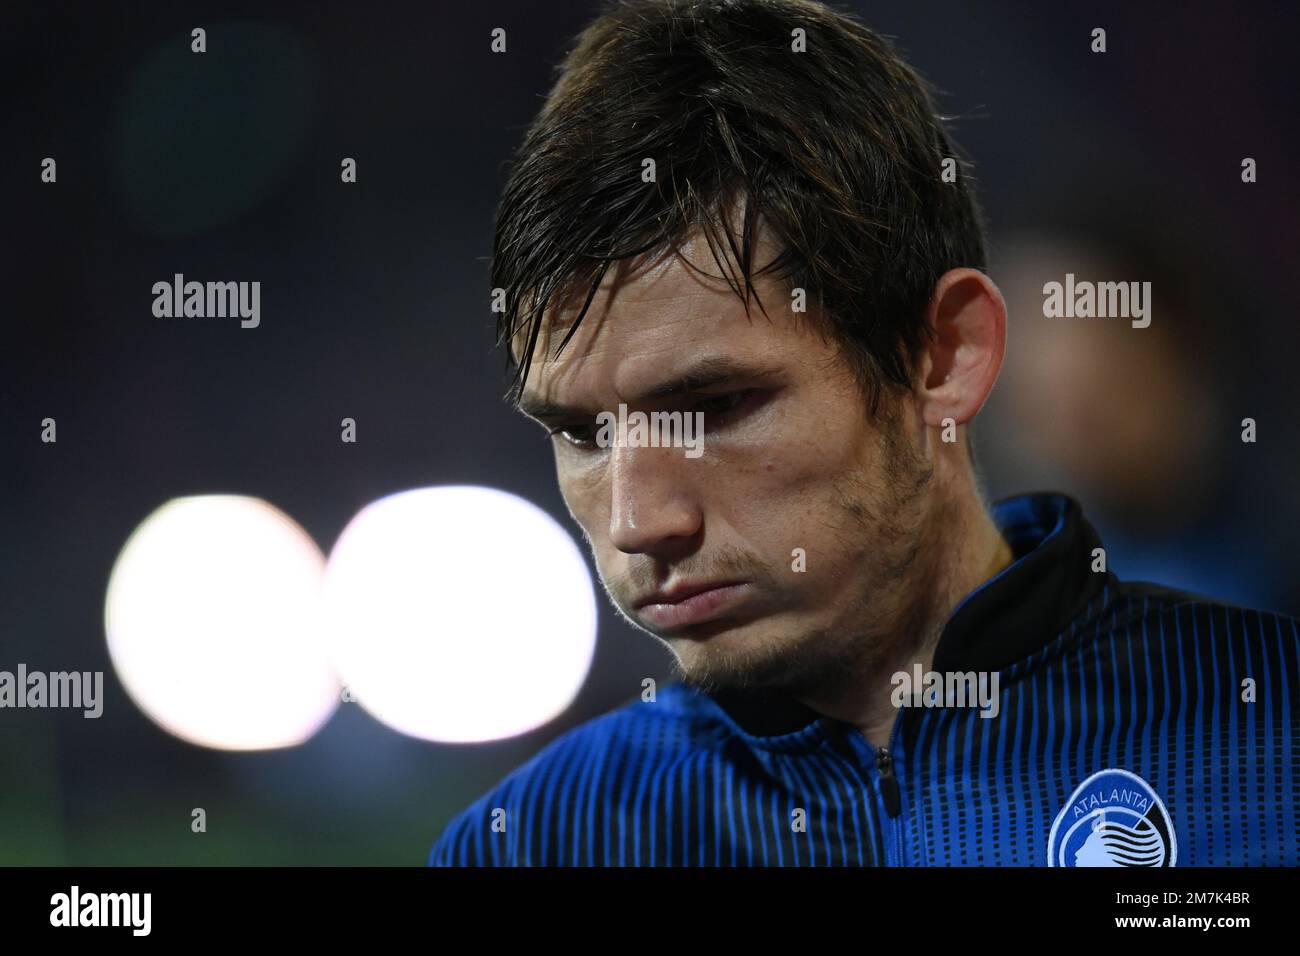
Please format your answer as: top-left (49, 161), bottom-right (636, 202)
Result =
top-left (666, 619), bottom-right (802, 688)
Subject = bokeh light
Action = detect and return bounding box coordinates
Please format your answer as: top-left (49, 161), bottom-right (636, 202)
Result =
top-left (321, 486), bottom-right (598, 743)
top-left (105, 496), bottom-right (339, 750)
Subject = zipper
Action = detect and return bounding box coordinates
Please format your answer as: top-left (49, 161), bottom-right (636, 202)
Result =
top-left (876, 748), bottom-right (901, 816)
top-left (838, 716), bottom-right (907, 865)
top-left (874, 745), bottom-right (905, 867)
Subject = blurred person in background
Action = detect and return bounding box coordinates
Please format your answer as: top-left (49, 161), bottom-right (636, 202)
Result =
top-left (979, 192), bottom-right (1291, 612)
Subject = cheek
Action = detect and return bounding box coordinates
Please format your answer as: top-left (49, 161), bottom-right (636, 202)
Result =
top-left (557, 471), bottom-right (624, 586)
top-left (556, 465), bottom-right (608, 537)
top-left (709, 427), bottom-right (872, 553)
top-left (549, 400), bottom-right (879, 560)
top-left (738, 403), bottom-right (869, 496)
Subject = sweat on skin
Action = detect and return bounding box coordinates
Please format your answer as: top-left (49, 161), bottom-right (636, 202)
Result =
top-left (515, 225), bottom-right (1013, 749)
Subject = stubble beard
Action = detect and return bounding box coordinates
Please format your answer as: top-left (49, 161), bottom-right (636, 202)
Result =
top-left (666, 404), bottom-right (942, 701)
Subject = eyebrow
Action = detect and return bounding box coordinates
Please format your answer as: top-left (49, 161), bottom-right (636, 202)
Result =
top-left (517, 356), bottom-right (780, 422)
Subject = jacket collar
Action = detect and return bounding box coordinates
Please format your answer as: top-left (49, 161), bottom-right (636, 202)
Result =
top-left (702, 492), bottom-right (1111, 744)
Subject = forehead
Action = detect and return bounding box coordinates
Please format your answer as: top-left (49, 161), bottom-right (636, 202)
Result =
top-left (519, 230), bottom-right (805, 405)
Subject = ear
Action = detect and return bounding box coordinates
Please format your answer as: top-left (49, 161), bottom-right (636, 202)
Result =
top-left (914, 268), bottom-right (1007, 428)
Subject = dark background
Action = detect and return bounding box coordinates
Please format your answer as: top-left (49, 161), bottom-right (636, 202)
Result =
top-left (2, 0), bottom-right (1296, 864)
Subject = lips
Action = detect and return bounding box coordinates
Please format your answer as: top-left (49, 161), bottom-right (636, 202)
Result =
top-left (633, 581), bottom-right (753, 630)
top-left (634, 579), bottom-right (744, 609)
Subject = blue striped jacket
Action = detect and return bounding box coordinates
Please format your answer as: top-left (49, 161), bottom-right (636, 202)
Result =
top-left (428, 492), bottom-right (1299, 866)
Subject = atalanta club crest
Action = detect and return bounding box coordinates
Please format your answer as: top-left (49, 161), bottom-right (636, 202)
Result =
top-left (1048, 769), bottom-right (1176, 867)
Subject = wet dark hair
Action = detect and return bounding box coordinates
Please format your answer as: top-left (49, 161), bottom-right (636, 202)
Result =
top-left (493, 0), bottom-right (986, 414)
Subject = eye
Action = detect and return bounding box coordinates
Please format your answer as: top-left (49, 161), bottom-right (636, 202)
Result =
top-left (693, 390), bottom-right (752, 417)
top-left (547, 422), bottom-right (598, 449)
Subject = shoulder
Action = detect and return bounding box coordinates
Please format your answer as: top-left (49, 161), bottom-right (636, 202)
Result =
top-left (426, 682), bottom-right (727, 866)
top-left (1105, 578), bottom-right (1298, 638)
top-left (1087, 578), bottom-right (1299, 676)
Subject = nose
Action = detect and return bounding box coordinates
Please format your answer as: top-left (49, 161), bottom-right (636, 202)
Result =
top-left (607, 444), bottom-right (702, 556)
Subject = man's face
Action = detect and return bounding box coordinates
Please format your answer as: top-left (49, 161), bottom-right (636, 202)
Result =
top-left (519, 233), bottom-right (939, 697)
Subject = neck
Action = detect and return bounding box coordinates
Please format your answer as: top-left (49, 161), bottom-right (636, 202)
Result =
top-left (801, 490), bottom-right (1014, 750)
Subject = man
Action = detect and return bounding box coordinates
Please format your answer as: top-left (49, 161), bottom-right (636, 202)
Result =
top-left (429, 0), bottom-right (1298, 866)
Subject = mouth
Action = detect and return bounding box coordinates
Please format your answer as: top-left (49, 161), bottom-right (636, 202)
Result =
top-left (633, 580), bottom-right (754, 631)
